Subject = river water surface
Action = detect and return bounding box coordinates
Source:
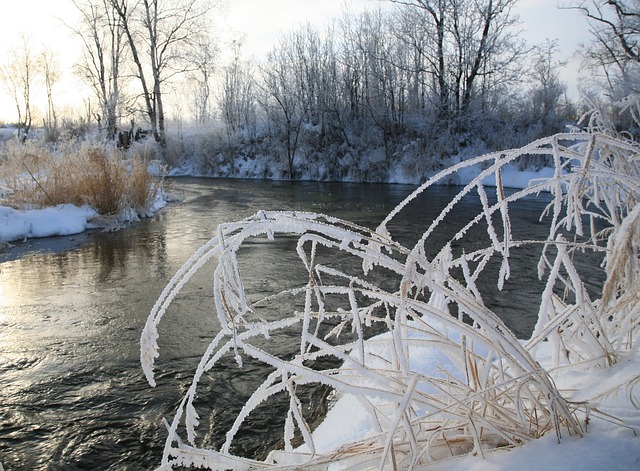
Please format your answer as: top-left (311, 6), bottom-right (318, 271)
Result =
top-left (0, 178), bottom-right (604, 470)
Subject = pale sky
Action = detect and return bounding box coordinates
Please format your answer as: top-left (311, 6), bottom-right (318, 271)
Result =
top-left (0, 0), bottom-right (591, 123)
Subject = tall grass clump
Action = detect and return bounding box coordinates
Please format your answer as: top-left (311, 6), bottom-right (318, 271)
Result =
top-left (142, 97), bottom-right (640, 470)
top-left (0, 140), bottom-right (159, 219)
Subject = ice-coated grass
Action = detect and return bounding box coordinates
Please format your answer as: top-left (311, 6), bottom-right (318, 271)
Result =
top-left (142, 101), bottom-right (640, 470)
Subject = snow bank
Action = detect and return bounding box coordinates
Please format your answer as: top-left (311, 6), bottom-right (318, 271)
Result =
top-left (0, 204), bottom-right (98, 243)
top-left (293, 337), bottom-right (640, 471)
top-left (292, 324), bottom-right (465, 456)
top-left (0, 190), bottom-right (167, 244)
top-left (454, 162), bottom-right (557, 189)
top-left (172, 144), bottom-right (558, 190)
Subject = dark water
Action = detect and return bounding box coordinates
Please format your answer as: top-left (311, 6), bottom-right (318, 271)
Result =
top-left (0, 178), bottom-right (605, 470)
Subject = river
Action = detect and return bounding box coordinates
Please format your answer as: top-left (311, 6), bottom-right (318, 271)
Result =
top-left (0, 177), bottom-right (604, 470)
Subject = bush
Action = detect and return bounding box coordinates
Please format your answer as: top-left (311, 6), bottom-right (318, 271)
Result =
top-left (0, 140), bottom-right (158, 218)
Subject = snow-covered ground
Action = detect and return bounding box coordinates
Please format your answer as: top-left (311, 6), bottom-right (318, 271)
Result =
top-left (0, 204), bottom-right (98, 243)
top-left (0, 191), bottom-right (166, 243)
top-left (291, 336), bottom-right (640, 471)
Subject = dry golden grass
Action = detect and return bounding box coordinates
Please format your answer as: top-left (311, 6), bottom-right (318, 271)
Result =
top-left (0, 140), bottom-right (159, 217)
top-left (126, 157), bottom-right (158, 214)
top-left (0, 140), bottom-right (51, 207)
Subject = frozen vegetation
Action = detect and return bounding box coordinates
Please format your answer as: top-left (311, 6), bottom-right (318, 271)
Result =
top-left (140, 97), bottom-right (640, 470)
top-left (0, 140), bottom-right (165, 243)
top-left (1, 0), bottom-right (638, 469)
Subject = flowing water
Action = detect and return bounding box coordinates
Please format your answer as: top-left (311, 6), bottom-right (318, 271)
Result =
top-left (0, 178), bottom-right (605, 470)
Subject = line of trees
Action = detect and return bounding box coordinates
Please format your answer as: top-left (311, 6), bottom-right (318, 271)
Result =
top-left (65, 0), bottom-right (573, 163)
top-left (0, 35), bottom-right (61, 141)
top-left (215, 1), bottom-right (574, 178)
top-left (2, 1), bottom-right (637, 179)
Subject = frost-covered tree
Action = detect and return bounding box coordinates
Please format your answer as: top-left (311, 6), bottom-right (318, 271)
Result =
top-left (109, 0), bottom-right (215, 149)
top-left (70, 0), bottom-right (126, 141)
top-left (528, 39), bottom-right (570, 136)
top-left (187, 38), bottom-right (217, 126)
top-left (390, 0), bottom-right (451, 118)
top-left (350, 10), bottom-right (411, 143)
top-left (0, 35), bottom-right (38, 140)
top-left (568, 1), bottom-right (639, 134)
top-left (220, 39), bottom-right (256, 140)
top-left (297, 25), bottom-right (345, 144)
top-left (39, 48), bottom-right (61, 141)
top-left (568, 0), bottom-right (639, 98)
top-left (258, 38), bottom-right (306, 179)
top-left (289, 24), bottom-right (338, 135)
top-left (388, 0), bottom-right (526, 118)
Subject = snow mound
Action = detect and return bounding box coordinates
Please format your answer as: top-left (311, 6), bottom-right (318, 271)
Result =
top-left (0, 204), bottom-right (98, 243)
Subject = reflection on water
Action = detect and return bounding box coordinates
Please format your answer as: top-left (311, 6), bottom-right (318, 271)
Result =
top-left (0, 178), bottom-right (605, 469)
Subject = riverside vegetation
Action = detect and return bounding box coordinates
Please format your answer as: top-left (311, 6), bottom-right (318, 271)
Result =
top-left (140, 98), bottom-right (640, 469)
top-left (0, 139), bottom-right (160, 227)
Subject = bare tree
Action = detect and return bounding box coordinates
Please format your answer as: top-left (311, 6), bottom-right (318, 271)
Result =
top-left (70, 0), bottom-right (127, 141)
top-left (220, 39), bottom-right (256, 140)
top-left (566, 0), bottom-right (640, 95)
top-left (188, 38), bottom-right (217, 126)
top-left (352, 10), bottom-right (410, 143)
top-left (0, 35), bottom-right (38, 140)
top-left (530, 39), bottom-right (568, 128)
top-left (391, 1), bottom-right (450, 117)
top-left (388, 0), bottom-right (525, 117)
top-left (109, 0), bottom-right (214, 150)
top-left (336, 9), bottom-right (413, 152)
top-left (259, 41), bottom-right (305, 179)
top-left (38, 48), bottom-right (61, 141)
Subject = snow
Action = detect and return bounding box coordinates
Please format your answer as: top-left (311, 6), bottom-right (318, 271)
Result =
top-left (293, 324), bottom-right (467, 456)
top-left (0, 190), bottom-right (167, 243)
top-left (0, 204), bottom-right (98, 243)
top-left (428, 429), bottom-right (640, 471)
top-left (454, 162), bottom-right (557, 188)
top-left (292, 335), bottom-right (640, 471)
top-left (281, 299), bottom-right (640, 469)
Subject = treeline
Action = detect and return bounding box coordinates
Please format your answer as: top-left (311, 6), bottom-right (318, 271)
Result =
top-left (207, 0), bottom-right (639, 181)
top-left (190, 1), bottom-right (574, 180)
top-left (2, 0), bottom-right (638, 183)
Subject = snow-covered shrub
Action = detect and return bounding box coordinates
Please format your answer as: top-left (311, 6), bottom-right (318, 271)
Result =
top-left (142, 109), bottom-right (639, 469)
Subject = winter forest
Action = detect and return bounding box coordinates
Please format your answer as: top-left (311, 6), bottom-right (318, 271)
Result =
top-left (1, 0), bottom-right (640, 471)
top-left (2, 0), bottom-right (630, 182)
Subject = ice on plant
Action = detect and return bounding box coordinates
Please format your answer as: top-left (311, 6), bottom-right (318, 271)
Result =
top-left (139, 99), bottom-right (640, 471)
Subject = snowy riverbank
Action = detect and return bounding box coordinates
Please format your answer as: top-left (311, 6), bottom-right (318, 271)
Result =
top-left (0, 163), bottom-right (549, 245)
top-left (0, 191), bottom-right (167, 244)
top-left (287, 336), bottom-right (640, 471)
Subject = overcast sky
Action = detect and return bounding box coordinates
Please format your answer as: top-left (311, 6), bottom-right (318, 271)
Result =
top-left (0, 0), bottom-right (591, 123)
